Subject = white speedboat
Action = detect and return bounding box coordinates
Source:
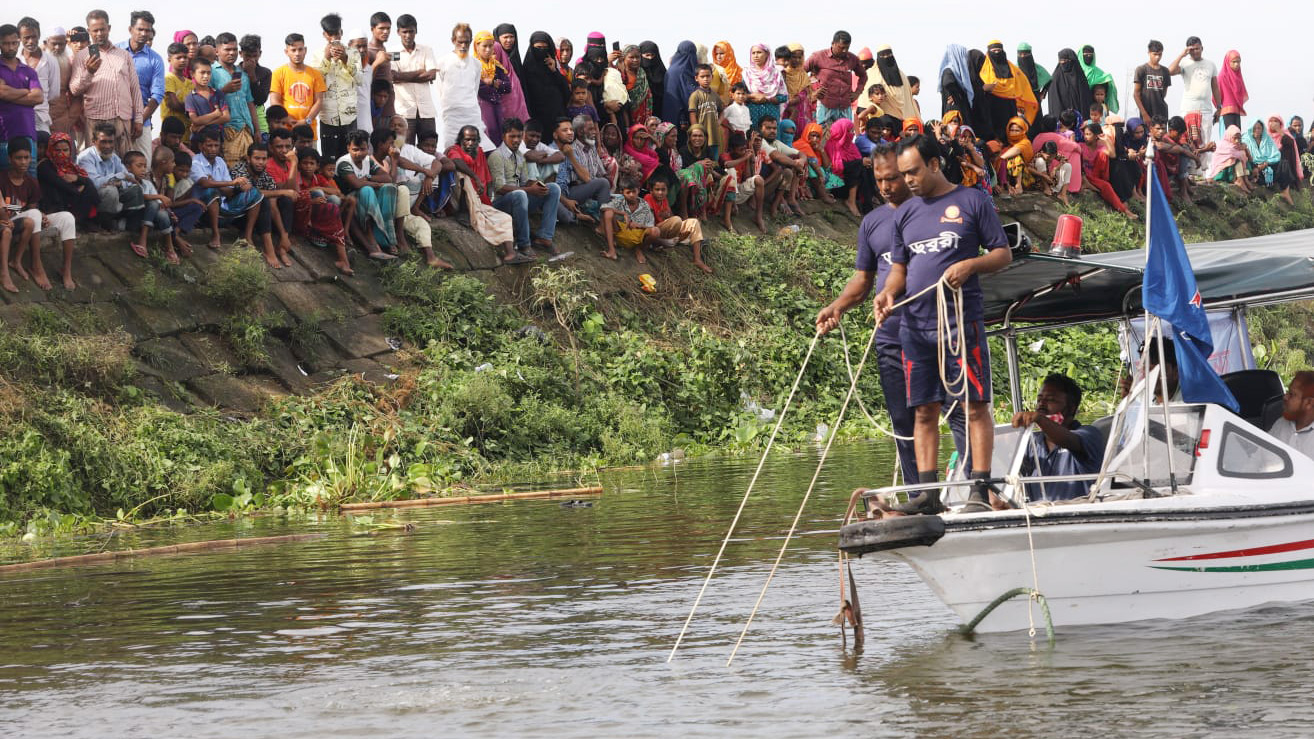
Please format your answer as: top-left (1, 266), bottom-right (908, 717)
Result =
top-left (839, 228), bottom-right (1314, 633)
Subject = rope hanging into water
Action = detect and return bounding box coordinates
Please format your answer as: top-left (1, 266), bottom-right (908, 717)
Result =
top-left (667, 332), bottom-right (822, 663)
top-left (958, 587), bottom-right (1055, 645)
top-left (726, 320), bottom-right (880, 666)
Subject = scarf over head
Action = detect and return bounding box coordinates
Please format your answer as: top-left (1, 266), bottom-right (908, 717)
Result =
top-left (1217, 50), bottom-right (1248, 114)
top-left (577, 32), bottom-right (605, 66)
top-left (1005, 115), bottom-right (1034, 161)
top-left (939, 44), bottom-right (975, 106)
top-left (654, 121), bottom-right (677, 149)
top-left (664, 41), bottom-right (700, 123)
top-left (522, 32), bottom-right (571, 126)
top-left (45, 132), bottom-right (86, 177)
top-left (493, 40), bottom-right (529, 120)
top-left (1078, 45), bottom-right (1120, 113)
top-left (744, 43), bottom-right (785, 98)
top-left (493, 23), bottom-right (523, 77)
top-left (1122, 117), bottom-right (1147, 151)
top-left (824, 118), bottom-right (861, 173)
top-left (473, 31), bottom-right (505, 80)
top-left (1016, 43), bottom-right (1050, 97)
top-left (1047, 48), bottom-right (1092, 119)
top-left (684, 123), bottom-right (711, 158)
top-left (795, 122), bottom-right (823, 160)
top-left (173, 30), bottom-right (196, 45)
top-left (778, 118), bottom-right (797, 146)
top-left (1244, 119), bottom-right (1280, 164)
top-left (1269, 116), bottom-right (1306, 179)
top-left (639, 41), bottom-right (666, 86)
top-left (980, 44), bottom-right (1039, 124)
top-left (782, 51), bottom-right (810, 97)
top-left (712, 41), bottom-right (743, 87)
top-left (903, 118), bottom-right (924, 135)
top-left (1208, 124), bottom-right (1249, 178)
top-left (623, 123), bottom-right (660, 179)
top-left (875, 45), bottom-right (904, 88)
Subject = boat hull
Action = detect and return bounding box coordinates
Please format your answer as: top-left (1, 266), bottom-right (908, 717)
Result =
top-left (853, 506), bottom-right (1314, 632)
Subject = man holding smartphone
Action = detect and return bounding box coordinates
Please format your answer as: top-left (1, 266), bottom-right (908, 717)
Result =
top-left (69, 10), bottom-right (143, 157)
top-left (213, 32), bottom-right (259, 165)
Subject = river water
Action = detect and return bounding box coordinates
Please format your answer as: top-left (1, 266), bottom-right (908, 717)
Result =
top-left (2, 441), bottom-right (1313, 737)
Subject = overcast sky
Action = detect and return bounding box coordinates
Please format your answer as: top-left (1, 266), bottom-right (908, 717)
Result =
top-left (34, 2), bottom-right (1314, 127)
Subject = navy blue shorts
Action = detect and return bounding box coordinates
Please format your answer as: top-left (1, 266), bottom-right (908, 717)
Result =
top-left (901, 319), bottom-right (992, 408)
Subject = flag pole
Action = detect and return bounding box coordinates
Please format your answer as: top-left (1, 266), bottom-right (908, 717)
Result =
top-left (1145, 140), bottom-right (1178, 494)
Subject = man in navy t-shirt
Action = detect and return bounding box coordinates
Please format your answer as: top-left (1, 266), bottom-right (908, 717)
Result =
top-left (817, 142), bottom-right (965, 486)
top-left (874, 133), bottom-right (1011, 514)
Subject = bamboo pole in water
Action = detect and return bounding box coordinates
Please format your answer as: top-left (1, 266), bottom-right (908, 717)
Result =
top-left (0, 533), bottom-right (326, 574)
top-left (338, 486), bottom-right (604, 511)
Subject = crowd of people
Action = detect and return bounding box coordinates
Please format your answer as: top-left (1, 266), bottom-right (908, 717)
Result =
top-left (1, 12), bottom-right (1312, 290)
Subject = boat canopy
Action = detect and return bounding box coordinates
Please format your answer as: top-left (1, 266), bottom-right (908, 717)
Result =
top-left (984, 228), bottom-right (1314, 330)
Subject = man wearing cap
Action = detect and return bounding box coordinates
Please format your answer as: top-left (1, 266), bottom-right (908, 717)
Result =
top-left (42, 27), bottom-right (76, 138)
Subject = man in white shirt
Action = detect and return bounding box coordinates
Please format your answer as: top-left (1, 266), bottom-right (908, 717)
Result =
top-left (1270, 371), bottom-right (1314, 460)
top-left (391, 14), bottom-right (438, 146)
top-left (1168, 36), bottom-right (1219, 166)
top-left (17, 17), bottom-right (58, 134)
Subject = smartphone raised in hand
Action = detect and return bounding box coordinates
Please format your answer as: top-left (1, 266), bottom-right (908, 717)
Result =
top-left (88, 44), bottom-right (100, 59)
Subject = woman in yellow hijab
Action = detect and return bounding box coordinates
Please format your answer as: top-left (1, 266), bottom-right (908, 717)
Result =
top-left (1000, 116), bottom-right (1036, 194)
top-left (473, 31), bottom-right (513, 147)
top-left (979, 41), bottom-right (1039, 143)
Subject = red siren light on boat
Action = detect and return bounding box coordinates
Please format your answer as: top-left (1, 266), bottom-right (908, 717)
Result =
top-left (1050, 214), bottom-right (1083, 259)
top-left (1196, 428), bottom-right (1211, 456)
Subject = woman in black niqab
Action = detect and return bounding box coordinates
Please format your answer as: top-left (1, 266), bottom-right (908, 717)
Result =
top-left (639, 41), bottom-right (667, 121)
top-left (522, 31), bottom-right (572, 128)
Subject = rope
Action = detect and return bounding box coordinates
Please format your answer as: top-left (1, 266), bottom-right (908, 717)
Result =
top-left (726, 317), bottom-right (879, 666)
top-left (958, 587), bottom-right (1055, 645)
top-left (667, 332), bottom-right (822, 663)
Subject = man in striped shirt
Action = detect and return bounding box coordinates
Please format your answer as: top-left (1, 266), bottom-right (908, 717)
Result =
top-left (69, 10), bottom-right (142, 157)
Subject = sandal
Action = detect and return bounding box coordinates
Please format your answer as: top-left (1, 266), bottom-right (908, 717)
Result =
top-left (503, 252), bottom-right (537, 265)
top-left (130, 242), bottom-right (148, 258)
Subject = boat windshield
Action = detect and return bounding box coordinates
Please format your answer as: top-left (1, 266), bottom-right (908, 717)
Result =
top-left (1104, 400), bottom-right (1207, 490)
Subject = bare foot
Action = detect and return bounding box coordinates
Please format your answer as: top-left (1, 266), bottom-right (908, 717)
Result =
top-left (693, 260), bottom-right (713, 274)
top-left (10, 260), bottom-right (29, 282)
top-left (208, 239), bottom-right (222, 249)
top-left (165, 249), bottom-right (181, 265)
top-left (280, 252), bottom-right (294, 267)
top-left (426, 255), bottom-right (454, 269)
top-left (636, 252), bottom-right (647, 264)
top-left (335, 259), bottom-right (354, 276)
top-left (602, 249), bottom-right (618, 260)
top-left (846, 203), bottom-right (862, 218)
top-left (264, 253), bottom-right (282, 269)
top-left (174, 237), bottom-right (194, 257)
top-left (755, 216), bottom-right (767, 234)
top-left (33, 270), bottom-right (52, 290)
top-left (61, 273), bottom-right (77, 290)
top-left (1, 278), bottom-right (16, 293)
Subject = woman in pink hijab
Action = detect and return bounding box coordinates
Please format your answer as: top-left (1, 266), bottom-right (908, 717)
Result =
top-left (1209, 124), bottom-right (1252, 193)
top-left (174, 30), bottom-right (199, 80)
top-left (1217, 50), bottom-right (1248, 133)
top-left (823, 118), bottom-right (864, 216)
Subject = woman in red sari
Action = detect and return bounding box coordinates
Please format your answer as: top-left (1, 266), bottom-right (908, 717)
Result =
top-left (293, 148), bottom-right (352, 275)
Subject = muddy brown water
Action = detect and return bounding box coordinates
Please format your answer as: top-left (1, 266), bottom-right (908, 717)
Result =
top-left (2, 441), bottom-right (1311, 737)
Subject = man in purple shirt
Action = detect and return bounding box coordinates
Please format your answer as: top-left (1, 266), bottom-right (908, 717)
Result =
top-left (0, 24), bottom-right (42, 172)
top-left (874, 134), bottom-right (1012, 514)
top-left (817, 142), bottom-right (966, 485)
top-left (803, 31), bottom-right (865, 126)
top-left (117, 10), bottom-right (165, 157)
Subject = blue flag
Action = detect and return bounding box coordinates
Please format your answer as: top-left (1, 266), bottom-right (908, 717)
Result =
top-left (1143, 163), bottom-right (1240, 412)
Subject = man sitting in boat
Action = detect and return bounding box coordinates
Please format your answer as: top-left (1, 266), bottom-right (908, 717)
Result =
top-left (1012, 373), bottom-right (1106, 502)
top-left (1120, 338), bottom-right (1181, 403)
top-left (1270, 371), bottom-right (1314, 459)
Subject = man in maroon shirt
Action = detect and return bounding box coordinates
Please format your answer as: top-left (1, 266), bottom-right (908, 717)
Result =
top-left (804, 31), bottom-right (866, 126)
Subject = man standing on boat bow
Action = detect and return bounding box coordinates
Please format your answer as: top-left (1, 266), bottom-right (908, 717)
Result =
top-left (817, 142), bottom-right (965, 486)
top-left (872, 134), bottom-right (1012, 514)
